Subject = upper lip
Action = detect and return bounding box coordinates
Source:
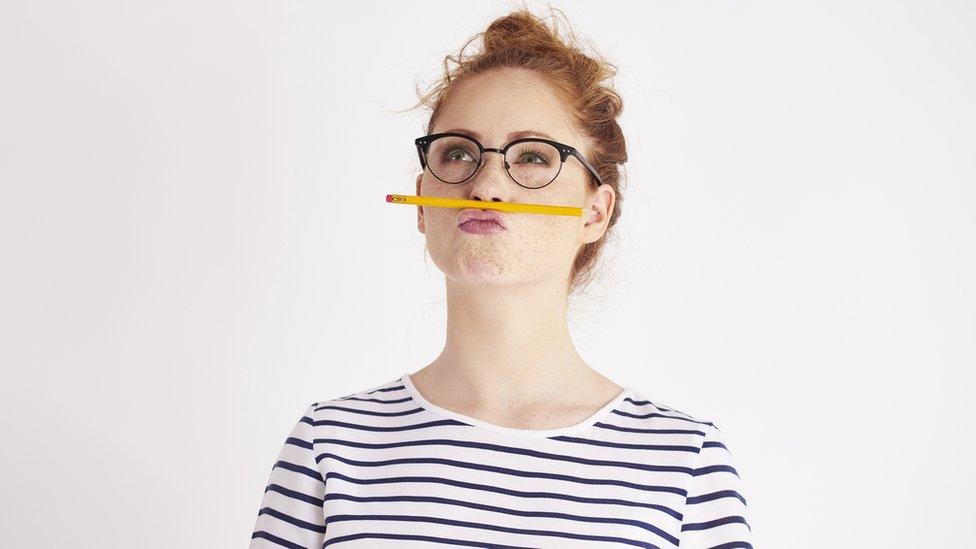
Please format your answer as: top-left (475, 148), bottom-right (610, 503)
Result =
top-left (457, 208), bottom-right (507, 229)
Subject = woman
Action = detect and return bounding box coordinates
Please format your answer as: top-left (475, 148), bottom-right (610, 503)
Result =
top-left (250, 7), bottom-right (752, 548)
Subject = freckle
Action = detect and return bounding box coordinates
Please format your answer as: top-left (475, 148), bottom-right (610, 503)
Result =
top-left (454, 244), bottom-right (506, 277)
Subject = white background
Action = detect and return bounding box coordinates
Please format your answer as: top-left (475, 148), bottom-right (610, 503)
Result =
top-left (2, 1), bottom-right (974, 547)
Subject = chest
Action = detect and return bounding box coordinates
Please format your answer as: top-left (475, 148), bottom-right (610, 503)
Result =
top-left (314, 430), bottom-right (698, 548)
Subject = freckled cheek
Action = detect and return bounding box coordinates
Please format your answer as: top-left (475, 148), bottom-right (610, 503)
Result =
top-left (507, 216), bottom-right (574, 247)
top-left (421, 181), bottom-right (467, 229)
top-left (499, 191), bottom-right (576, 236)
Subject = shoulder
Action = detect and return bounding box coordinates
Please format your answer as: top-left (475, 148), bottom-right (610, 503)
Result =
top-left (617, 389), bottom-right (744, 452)
top-left (621, 390), bottom-right (746, 483)
top-left (304, 374), bottom-right (408, 420)
top-left (619, 388), bottom-right (719, 430)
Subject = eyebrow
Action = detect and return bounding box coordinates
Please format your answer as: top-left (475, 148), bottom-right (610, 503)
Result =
top-left (441, 128), bottom-right (558, 143)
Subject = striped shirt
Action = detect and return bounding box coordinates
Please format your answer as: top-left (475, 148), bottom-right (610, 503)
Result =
top-left (249, 372), bottom-right (752, 548)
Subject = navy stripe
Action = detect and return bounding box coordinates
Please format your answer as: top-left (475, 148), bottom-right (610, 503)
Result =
top-left (324, 470), bottom-right (684, 519)
top-left (612, 408), bottom-right (717, 426)
top-left (322, 492), bottom-right (680, 545)
top-left (325, 514), bottom-right (664, 549)
top-left (316, 452), bottom-right (690, 496)
top-left (323, 532), bottom-right (535, 548)
top-left (257, 507), bottom-right (327, 533)
top-left (271, 460), bottom-right (324, 484)
top-left (546, 434), bottom-right (701, 452)
top-left (264, 483), bottom-right (325, 507)
top-left (322, 395), bottom-right (414, 406)
top-left (693, 464), bottom-right (741, 478)
top-left (315, 436), bottom-right (699, 472)
top-left (686, 489), bottom-right (748, 507)
top-left (593, 422), bottom-right (707, 436)
top-left (313, 417), bottom-right (468, 432)
top-left (314, 403), bottom-right (426, 417)
top-left (250, 530), bottom-right (310, 549)
top-left (680, 515), bottom-right (750, 532)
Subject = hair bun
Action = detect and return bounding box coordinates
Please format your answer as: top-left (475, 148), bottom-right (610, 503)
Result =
top-left (483, 11), bottom-right (561, 55)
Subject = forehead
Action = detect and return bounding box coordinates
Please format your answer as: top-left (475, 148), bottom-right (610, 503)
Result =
top-left (432, 68), bottom-right (582, 147)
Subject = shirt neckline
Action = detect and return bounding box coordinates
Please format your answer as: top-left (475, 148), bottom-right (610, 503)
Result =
top-left (400, 371), bottom-right (633, 438)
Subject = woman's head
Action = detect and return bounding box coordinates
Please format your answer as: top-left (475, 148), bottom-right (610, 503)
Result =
top-left (407, 6), bottom-right (627, 297)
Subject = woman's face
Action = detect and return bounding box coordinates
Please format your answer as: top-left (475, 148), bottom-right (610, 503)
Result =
top-left (415, 67), bottom-right (613, 289)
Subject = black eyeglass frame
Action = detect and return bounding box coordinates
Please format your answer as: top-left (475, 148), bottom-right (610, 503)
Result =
top-left (415, 132), bottom-right (605, 190)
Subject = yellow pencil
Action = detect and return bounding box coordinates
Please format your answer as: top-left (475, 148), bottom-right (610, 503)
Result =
top-left (385, 194), bottom-right (583, 217)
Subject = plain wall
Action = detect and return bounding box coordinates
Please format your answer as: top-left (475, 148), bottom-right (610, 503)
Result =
top-left (1, 0), bottom-right (974, 547)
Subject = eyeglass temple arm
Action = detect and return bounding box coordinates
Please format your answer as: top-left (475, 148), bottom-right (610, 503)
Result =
top-left (570, 150), bottom-right (604, 187)
top-left (416, 143), bottom-right (427, 170)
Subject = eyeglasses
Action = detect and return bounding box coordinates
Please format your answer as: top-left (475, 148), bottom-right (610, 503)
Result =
top-left (415, 132), bottom-right (604, 190)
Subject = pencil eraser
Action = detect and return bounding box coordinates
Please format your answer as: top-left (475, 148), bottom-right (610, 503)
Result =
top-left (386, 194), bottom-right (393, 202)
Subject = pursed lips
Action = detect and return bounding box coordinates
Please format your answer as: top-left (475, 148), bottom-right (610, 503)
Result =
top-left (457, 208), bottom-right (507, 229)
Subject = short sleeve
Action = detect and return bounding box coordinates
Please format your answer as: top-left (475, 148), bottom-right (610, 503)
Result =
top-left (679, 422), bottom-right (753, 548)
top-left (249, 402), bottom-right (327, 548)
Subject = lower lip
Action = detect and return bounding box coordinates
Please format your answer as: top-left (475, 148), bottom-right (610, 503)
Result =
top-left (459, 220), bottom-right (506, 234)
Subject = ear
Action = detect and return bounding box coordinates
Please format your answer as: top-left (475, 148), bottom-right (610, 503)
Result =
top-left (415, 173), bottom-right (425, 234)
top-left (582, 184), bottom-right (614, 243)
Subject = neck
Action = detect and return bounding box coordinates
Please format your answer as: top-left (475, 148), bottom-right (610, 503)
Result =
top-left (422, 276), bottom-right (594, 406)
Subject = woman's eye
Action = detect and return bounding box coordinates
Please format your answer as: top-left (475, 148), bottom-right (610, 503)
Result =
top-left (444, 147), bottom-right (475, 162)
top-left (518, 151), bottom-right (550, 164)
